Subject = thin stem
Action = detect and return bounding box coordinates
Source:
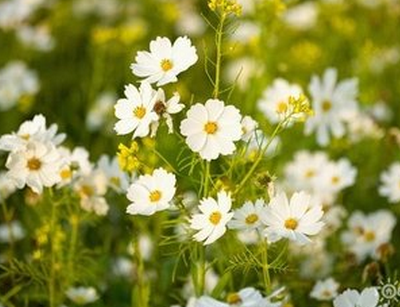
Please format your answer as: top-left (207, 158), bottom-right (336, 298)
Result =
top-left (204, 161), bottom-right (211, 197)
top-left (48, 189), bottom-right (57, 307)
top-left (261, 237), bottom-right (271, 294)
top-left (67, 214), bottom-right (79, 286)
top-left (192, 244), bottom-right (205, 297)
top-left (1, 200), bottom-right (15, 260)
top-left (213, 12), bottom-right (226, 99)
top-left (234, 119), bottom-right (286, 195)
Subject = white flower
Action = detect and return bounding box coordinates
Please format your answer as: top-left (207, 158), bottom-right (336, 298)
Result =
top-left (5, 141), bottom-right (62, 194)
top-left (190, 191), bottom-right (234, 245)
top-left (195, 287), bottom-right (268, 307)
top-left (229, 199), bottom-right (267, 231)
top-left (74, 170), bottom-right (109, 216)
top-left (112, 256), bottom-right (134, 278)
top-left (333, 288), bottom-right (379, 307)
top-left (126, 168), bottom-right (176, 216)
top-left (244, 130), bottom-right (281, 159)
top-left (341, 210), bottom-right (396, 261)
top-left (241, 115), bottom-right (259, 142)
top-left (282, 2), bottom-right (318, 31)
top-left (257, 78), bottom-right (303, 124)
top-left (183, 267), bottom-right (219, 299)
top-left (58, 146), bottom-right (93, 186)
top-left (379, 162), bottom-right (400, 203)
top-left (131, 36), bottom-right (198, 86)
top-left (305, 68), bottom-right (359, 146)
top-left (310, 278), bottom-right (339, 301)
top-left (114, 82), bottom-right (159, 139)
top-left (0, 171), bottom-right (17, 202)
top-left (0, 221), bottom-right (25, 243)
top-left (97, 155), bottom-right (129, 193)
top-left (0, 114), bottom-right (65, 152)
top-left (150, 89), bottom-right (184, 136)
top-left (0, 61), bottom-right (39, 111)
top-left (261, 191), bottom-right (324, 245)
top-left (66, 286), bottom-right (99, 305)
top-left (16, 25), bottom-right (54, 51)
top-left (86, 92), bottom-right (116, 132)
top-left (180, 99), bottom-right (242, 161)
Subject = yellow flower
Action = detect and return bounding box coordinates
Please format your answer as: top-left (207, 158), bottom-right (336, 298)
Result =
top-left (117, 142), bottom-right (140, 173)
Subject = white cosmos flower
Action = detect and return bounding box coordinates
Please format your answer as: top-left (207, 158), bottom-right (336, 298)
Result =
top-left (379, 162), bottom-right (400, 203)
top-left (0, 114), bottom-right (65, 152)
top-left (196, 287), bottom-right (268, 307)
top-left (190, 191), bottom-right (234, 245)
top-left (0, 171), bottom-right (17, 202)
top-left (114, 81), bottom-right (159, 139)
top-left (5, 141), bottom-right (62, 194)
top-left (0, 220), bottom-right (25, 243)
top-left (333, 288), bottom-right (379, 307)
top-left (97, 154), bottom-right (129, 193)
top-left (131, 36), bottom-right (198, 86)
top-left (229, 199), bottom-right (267, 231)
top-left (257, 78), bottom-right (303, 124)
top-left (310, 278), bottom-right (339, 301)
top-left (261, 191), bottom-right (324, 245)
top-left (305, 68), bottom-right (359, 146)
top-left (180, 99), bottom-right (242, 161)
top-left (241, 115), bottom-right (259, 142)
top-left (150, 89), bottom-right (184, 136)
top-left (126, 168), bottom-right (176, 216)
top-left (66, 286), bottom-right (99, 305)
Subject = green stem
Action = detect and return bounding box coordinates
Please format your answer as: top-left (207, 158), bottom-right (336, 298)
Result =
top-left (213, 12), bottom-right (226, 99)
top-left (1, 201), bottom-right (15, 260)
top-left (204, 161), bottom-right (211, 197)
top-left (48, 189), bottom-right (57, 307)
top-left (67, 214), bottom-right (79, 286)
top-left (192, 244), bottom-right (206, 297)
top-left (261, 238), bottom-right (271, 294)
top-left (234, 119), bottom-right (286, 195)
top-left (132, 221), bottom-right (149, 307)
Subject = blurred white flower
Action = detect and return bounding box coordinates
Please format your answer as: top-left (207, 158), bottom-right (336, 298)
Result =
top-left (341, 210), bottom-right (396, 261)
top-left (379, 162), bottom-right (400, 203)
top-left (97, 155), bottom-right (129, 193)
top-left (86, 92), bottom-right (116, 132)
top-left (190, 191), bottom-right (234, 245)
top-left (225, 57), bottom-right (262, 90)
top-left (126, 168), bottom-right (176, 216)
top-left (0, 171), bottom-right (17, 202)
top-left (131, 36), bottom-right (198, 86)
top-left (16, 25), bottom-right (55, 51)
top-left (305, 68), bottom-right (359, 146)
top-left (241, 116), bottom-right (259, 142)
top-left (112, 256), bottom-right (134, 278)
top-left (66, 286), bottom-right (99, 305)
top-left (0, 221), bottom-right (25, 243)
top-left (262, 191), bottom-right (324, 245)
top-left (175, 3), bottom-right (206, 36)
top-left (180, 99), bottom-right (242, 161)
top-left (344, 111), bottom-right (384, 143)
top-left (0, 61), bottom-right (39, 111)
top-left (282, 2), bottom-right (318, 31)
top-left (196, 287), bottom-right (268, 307)
top-left (333, 288), bottom-right (379, 307)
top-left (310, 278), bottom-right (339, 301)
top-left (244, 130), bottom-right (281, 159)
top-left (6, 141), bottom-right (62, 194)
top-left (114, 82), bottom-right (159, 139)
top-left (230, 21), bottom-right (260, 43)
top-left (257, 78), bottom-right (303, 124)
top-left (58, 146), bottom-right (93, 187)
top-left (229, 199), bottom-right (267, 231)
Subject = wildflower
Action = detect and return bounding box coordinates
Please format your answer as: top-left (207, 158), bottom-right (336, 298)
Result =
top-left (126, 168), bottom-right (176, 216)
top-left (229, 199), bottom-right (267, 231)
top-left (208, 0), bottom-right (242, 16)
top-left (190, 191), bottom-right (234, 245)
top-left (310, 278), bottom-right (339, 301)
top-left (5, 141), bottom-right (62, 194)
top-left (282, 2), bottom-right (318, 31)
top-left (150, 89), bottom-right (184, 136)
top-left (243, 130), bottom-right (281, 160)
top-left (305, 68), bottom-right (359, 146)
top-left (257, 78), bottom-right (304, 124)
top-left (0, 114), bottom-right (65, 152)
top-left (378, 162), bottom-right (400, 203)
top-left (117, 142), bottom-right (140, 173)
top-left (341, 210), bottom-right (396, 262)
top-left (240, 115), bottom-right (259, 142)
top-left (180, 99), bottom-right (242, 161)
top-left (0, 171), bottom-right (17, 202)
top-left (131, 36), bottom-right (198, 86)
top-left (66, 286), bottom-right (99, 305)
top-left (97, 155), bottom-right (129, 193)
top-left (86, 91), bottom-right (116, 132)
top-left (261, 191), bottom-right (324, 245)
top-left (0, 221), bottom-right (25, 243)
top-left (114, 82), bottom-right (159, 139)
top-left (333, 288), bottom-right (379, 307)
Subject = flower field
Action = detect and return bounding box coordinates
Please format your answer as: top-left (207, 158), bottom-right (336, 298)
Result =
top-left (0, 0), bottom-right (400, 306)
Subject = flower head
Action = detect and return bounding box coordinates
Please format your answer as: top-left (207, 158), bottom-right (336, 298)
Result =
top-left (180, 99), bottom-right (242, 161)
top-left (333, 288), bottom-right (379, 307)
top-left (229, 199), bottom-right (267, 232)
top-left (190, 191), bottom-right (234, 245)
top-left (131, 36), bottom-right (198, 86)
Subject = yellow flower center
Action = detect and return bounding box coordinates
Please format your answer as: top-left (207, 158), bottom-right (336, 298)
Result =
top-left (322, 100), bottom-right (332, 112)
top-left (21, 133), bottom-right (30, 140)
top-left (133, 105), bottom-right (146, 119)
top-left (160, 59), bottom-right (173, 72)
top-left (305, 169), bottom-right (315, 178)
top-left (80, 185), bottom-right (94, 197)
top-left (27, 157), bottom-right (42, 171)
top-left (245, 214), bottom-right (259, 225)
top-left (60, 168), bottom-right (72, 180)
top-left (331, 176), bottom-right (340, 185)
top-left (149, 190), bottom-right (162, 202)
top-left (276, 101), bottom-right (288, 114)
top-left (204, 121), bottom-right (218, 134)
top-left (284, 218), bottom-right (298, 230)
top-left (110, 176), bottom-right (121, 187)
top-left (226, 293), bottom-right (242, 304)
top-left (322, 290), bottom-right (332, 298)
top-left (364, 231), bottom-right (376, 242)
top-left (209, 211), bottom-right (222, 225)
